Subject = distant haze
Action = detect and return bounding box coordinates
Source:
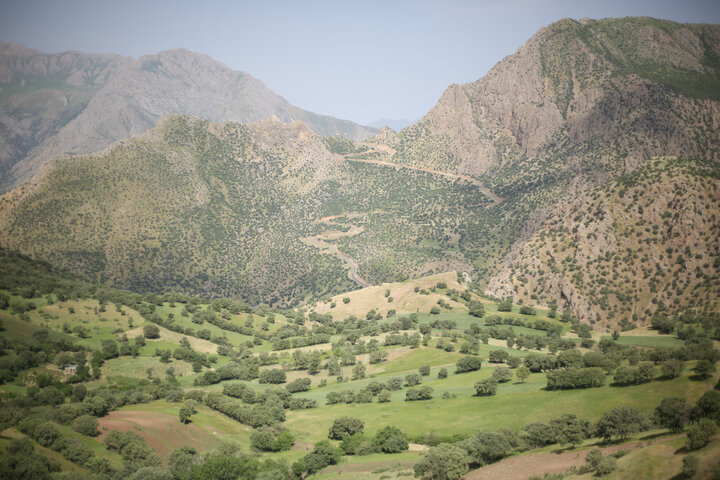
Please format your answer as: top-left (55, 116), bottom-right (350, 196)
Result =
top-left (367, 119), bottom-right (415, 131)
top-left (2, 0), bottom-right (720, 125)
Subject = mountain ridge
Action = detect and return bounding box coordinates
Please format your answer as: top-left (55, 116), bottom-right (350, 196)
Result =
top-left (0, 43), bottom-right (376, 191)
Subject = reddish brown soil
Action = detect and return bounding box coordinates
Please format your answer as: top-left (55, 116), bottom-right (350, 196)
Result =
top-left (97, 410), bottom-right (222, 463)
top-left (464, 443), bottom-right (648, 480)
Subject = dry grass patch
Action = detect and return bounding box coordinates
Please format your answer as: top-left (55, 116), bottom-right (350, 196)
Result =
top-left (313, 272), bottom-right (466, 320)
top-left (125, 325), bottom-right (218, 354)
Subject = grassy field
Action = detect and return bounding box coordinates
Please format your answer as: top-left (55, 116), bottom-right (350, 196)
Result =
top-left (101, 356), bottom-right (195, 380)
top-left (1, 276), bottom-right (716, 479)
top-left (601, 334), bottom-right (684, 348)
top-left (285, 368), bottom-right (717, 444)
top-left (564, 434), bottom-right (720, 480)
top-left (312, 451), bottom-right (422, 480)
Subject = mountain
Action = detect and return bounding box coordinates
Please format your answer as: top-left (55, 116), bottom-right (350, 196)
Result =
top-left (1, 17), bottom-right (719, 327)
top-left (380, 17), bottom-right (720, 180)
top-left (361, 17), bottom-right (720, 328)
top-left (0, 43), bottom-right (376, 191)
top-left (0, 115), bottom-right (490, 305)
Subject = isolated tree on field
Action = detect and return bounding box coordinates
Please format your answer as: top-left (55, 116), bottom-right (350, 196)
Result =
top-left (143, 324), bottom-right (160, 339)
top-left (516, 366), bottom-right (530, 383)
top-left (551, 414), bottom-right (590, 448)
top-left (328, 417), bottom-right (364, 440)
top-left (595, 407), bottom-right (649, 442)
top-left (179, 400), bottom-right (197, 424)
top-left (655, 397), bottom-right (692, 433)
top-left (492, 367), bottom-right (513, 383)
top-left (695, 359), bottom-right (716, 378)
top-left (405, 373), bottom-right (422, 386)
top-left (474, 378), bottom-right (497, 397)
top-left (696, 390), bottom-right (720, 423)
top-left (414, 443), bottom-right (470, 480)
top-left (686, 418), bottom-right (717, 450)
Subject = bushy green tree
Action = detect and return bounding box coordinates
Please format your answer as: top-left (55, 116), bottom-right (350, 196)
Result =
top-left (179, 400), bottom-right (197, 424)
top-left (34, 421), bottom-right (61, 447)
top-left (682, 454), bottom-right (700, 477)
top-left (169, 447), bottom-right (201, 480)
top-left (375, 426), bottom-right (408, 453)
top-left (191, 454), bottom-right (258, 480)
top-left (522, 422), bottom-right (556, 447)
top-left (377, 390), bottom-right (392, 403)
top-left (128, 467), bottom-right (174, 480)
top-left (697, 390), bottom-right (720, 423)
top-left (295, 440), bottom-right (342, 476)
top-left (405, 373), bottom-right (422, 386)
top-left (595, 407), bottom-right (649, 442)
top-left (661, 359), bottom-right (684, 379)
top-left (250, 427), bottom-right (294, 452)
top-left (285, 378), bottom-right (311, 393)
top-left (474, 378), bottom-right (497, 397)
top-left (328, 417), bottom-right (364, 440)
top-left (686, 418), bottom-right (717, 450)
top-left (655, 397), bottom-right (692, 433)
top-left (455, 356), bottom-right (482, 373)
top-left (460, 429), bottom-right (520, 465)
top-left (405, 385), bottom-right (433, 401)
top-left (258, 368), bottom-right (286, 384)
top-left (551, 414), bottom-right (591, 448)
top-left (414, 443), bottom-right (470, 480)
top-left (143, 324), bottom-right (160, 339)
top-left (340, 433), bottom-right (377, 456)
top-left (492, 367), bottom-right (513, 383)
top-left (71, 415), bottom-right (98, 436)
top-left (488, 350), bottom-right (509, 363)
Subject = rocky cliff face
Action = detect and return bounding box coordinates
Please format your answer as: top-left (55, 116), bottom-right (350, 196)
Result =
top-left (366, 17), bottom-right (720, 328)
top-left (379, 18), bottom-right (720, 183)
top-left (0, 44), bottom-right (375, 191)
top-left (0, 43), bottom-right (129, 180)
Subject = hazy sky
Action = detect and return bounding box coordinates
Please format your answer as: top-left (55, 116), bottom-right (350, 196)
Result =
top-left (2, 0), bottom-right (719, 125)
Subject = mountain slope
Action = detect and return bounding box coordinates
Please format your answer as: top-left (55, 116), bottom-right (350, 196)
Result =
top-left (0, 42), bottom-right (129, 181)
top-left (0, 43), bottom-right (376, 191)
top-left (379, 17), bottom-right (720, 183)
top-left (1, 18), bottom-right (719, 326)
top-left (360, 17), bottom-right (720, 326)
top-left (0, 115), bottom-right (496, 305)
top-left (486, 157), bottom-right (720, 328)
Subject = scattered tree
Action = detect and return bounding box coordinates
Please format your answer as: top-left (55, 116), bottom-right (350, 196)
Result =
top-left (328, 417), bottom-right (364, 440)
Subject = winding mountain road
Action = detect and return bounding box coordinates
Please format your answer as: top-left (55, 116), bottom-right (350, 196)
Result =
top-left (300, 215), bottom-right (371, 288)
top-left (345, 156), bottom-right (504, 204)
